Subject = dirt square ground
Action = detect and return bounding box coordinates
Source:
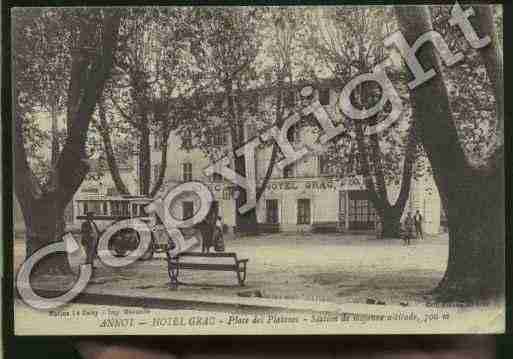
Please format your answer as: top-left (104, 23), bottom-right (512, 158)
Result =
top-left (14, 232), bottom-right (448, 306)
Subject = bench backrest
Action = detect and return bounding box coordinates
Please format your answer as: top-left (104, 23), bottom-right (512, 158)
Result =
top-left (178, 252), bottom-right (237, 259)
top-left (168, 252), bottom-right (239, 266)
top-left (167, 251), bottom-right (239, 262)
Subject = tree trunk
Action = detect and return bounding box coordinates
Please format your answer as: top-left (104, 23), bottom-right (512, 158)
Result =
top-left (255, 80), bottom-right (285, 203)
top-left (14, 12), bottom-right (121, 278)
top-left (353, 120), bottom-right (411, 240)
top-left (352, 98), bottom-right (416, 241)
top-left (138, 122), bottom-right (151, 196)
top-left (235, 208), bottom-right (258, 235)
top-left (22, 198), bottom-right (70, 275)
top-left (395, 5), bottom-right (504, 301)
top-left (435, 164), bottom-right (504, 300)
top-left (234, 150), bottom-right (258, 235)
top-left (383, 124), bottom-right (417, 239)
top-left (225, 79), bottom-right (258, 234)
top-left (150, 122), bottom-right (171, 197)
top-left (100, 130), bottom-right (130, 195)
top-left (98, 99), bottom-right (130, 195)
top-left (381, 208), bottom-right (402, 238)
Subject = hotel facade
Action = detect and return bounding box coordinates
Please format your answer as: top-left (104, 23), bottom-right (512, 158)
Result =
top-left (71, 86), bottom-right (442, 235)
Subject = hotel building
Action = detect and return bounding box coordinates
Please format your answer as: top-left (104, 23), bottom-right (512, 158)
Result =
top-left (72, 85), bottom-right (442, 235)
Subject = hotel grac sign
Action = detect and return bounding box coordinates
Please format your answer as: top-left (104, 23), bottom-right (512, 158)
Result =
top-left (267, 177), bottom-right (362, 192)
top-left (207, 177), bottom-right (363, 199)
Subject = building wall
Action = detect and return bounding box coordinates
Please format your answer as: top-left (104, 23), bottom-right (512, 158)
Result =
top-left (144, 85), bottom-right (442, 234)
top-left (68, 86), bottom-right (442, 235)
top-left (258, 177), bottom-right (341, 220)
top-left (153, 132), bottom-right (212, 184)
top-left (407, 176), bottom-right (441, 235)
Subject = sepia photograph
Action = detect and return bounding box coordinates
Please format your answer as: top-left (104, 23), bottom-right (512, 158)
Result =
top-left (11, 4), bottom-right (504, 335)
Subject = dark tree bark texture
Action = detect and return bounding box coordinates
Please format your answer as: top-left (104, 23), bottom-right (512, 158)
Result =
top-left (394, 5), bottom-right (504, 301)
top-left (97, 98), bottom-right (131, 195)
top-left (14, 13), bottom-right (121, 275)
top-left (138, 121), bottom-right (151, 196)
top-left (354, 118), bottom-right (416, 239)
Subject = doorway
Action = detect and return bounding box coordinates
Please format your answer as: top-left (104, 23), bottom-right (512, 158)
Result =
top-left (266, 199), bottom-right (279, 224)
top-left (348, 191), bottom-right (376, 230)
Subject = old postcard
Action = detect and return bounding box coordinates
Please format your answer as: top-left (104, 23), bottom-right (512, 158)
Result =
top-left (12, 4), bottom-right (504, 335)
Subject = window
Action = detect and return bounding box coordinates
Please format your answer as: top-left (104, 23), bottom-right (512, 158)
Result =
top-left (368, 157), bottom-right (376, 175)
top-left (355, 159), bottom-right (363, 175)
top-left (283, 163), bottom-right (295, 178)
top-left (249, 93), bottom-right (259, 113)
top-left (346, 144), bottom-right (359, 175)
top-left (121, 202), bottom-right (129, 216)
top-left (106, 187), bottom-right (118, 196)
top-left (132, 204), bottom-right (138, 217)
top-left (222, 188), bottom-right (232, 200)
top-left (153, 164), bottom-right (160, 180)
top-left (213, 131), bottom-right (227, 146)
top-left (94, 201), bottom-right (103, 215)
top-left (182, 133), bottom-right (192, 149)
top-left (83, 201), bottom-right (102, 216)
top-left (319, 154), bottom-right (332, 176)
top-left (297, 199), bottom-right (311, 225)
top-left (110, 201), bottom-right (129, 216)
top-left (212, 172), bottom-right (223, 182)
top-left (153, 134), bottom-right (162, 150)
top-left (183, 201), bottom-right (194, 220)
top-left (182, 163), bottom-right (193, 182)
top-left (102, 202), bottom-right (108, 215)
top-left (246, 123), bottom-right (258, 140)
top-left (350, 153), bottom-right (373, 175)
top-left (348, 151), bottom-right (364, 175)
top-left (319, 88), bottom-right (330, 106)
top-left (110, 201), bottom-right (119, 216)
top-left (139, 204), bottom-right (148, 217)
top-left (347, 191), bottom-right (376, 230)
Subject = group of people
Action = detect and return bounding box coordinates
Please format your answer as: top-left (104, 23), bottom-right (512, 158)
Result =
top-left (201, 215), bottom-right (226, 253)
top-left (402, 210), bottom-right (424, 245)
top-left (375, 210), bottom-right (424, 245)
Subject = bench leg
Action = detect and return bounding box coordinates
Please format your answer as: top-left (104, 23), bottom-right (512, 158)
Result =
top-left (236, 261), bottom-right (247, 286)
top-left (168, 260), bottom-right (180, 288)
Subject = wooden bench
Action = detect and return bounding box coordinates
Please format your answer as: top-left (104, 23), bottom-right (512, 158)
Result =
top-left (166, 252), bottom-right (249, 287)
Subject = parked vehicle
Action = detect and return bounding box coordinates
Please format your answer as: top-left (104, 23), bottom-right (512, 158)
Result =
top-left (74, 195), bottom-right (213, 260)
top-left (76, 196), bottom-right (166, 260)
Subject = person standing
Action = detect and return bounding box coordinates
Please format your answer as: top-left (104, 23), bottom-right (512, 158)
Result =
top-left (375, 216), bottom-right (383, 240)
top-left (214, 216), bottom-right (225, 252)
top-left (414, 210), bottom-right (423, 240)
top-left (81, 211), bottom-right (100, 267)
top-left (402, 212), bottom-right (414, 245)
